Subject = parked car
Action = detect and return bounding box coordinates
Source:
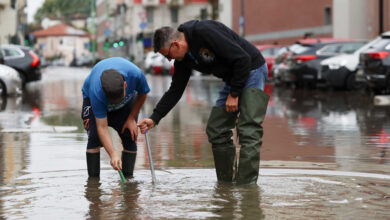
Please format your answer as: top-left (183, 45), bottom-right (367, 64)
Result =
top-left (282, 38), bottom-right (365, 87)
top-left (273, 45), bottom-right (304, 85)
top-left (256, 44), bottom-right (282, 79)
top-left (0, 44), bottom-right (41, 86)
top-left (70, 53), bottom-right (94, 67)
top-left (358, 31), bottom-right (390, 94)
top-left (0, 64), bottom-right (22, 96)
top-left (143, 51), bottom-right (173, 75)
top-left (321, 38), bottom-right (381, 90)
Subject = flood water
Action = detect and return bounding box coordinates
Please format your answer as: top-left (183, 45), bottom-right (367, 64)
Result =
top-left (0, 67), bottom-right (389, 219)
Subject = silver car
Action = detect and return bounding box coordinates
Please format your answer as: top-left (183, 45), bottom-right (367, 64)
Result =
top-left (0, 64), bottom-right (22, 96)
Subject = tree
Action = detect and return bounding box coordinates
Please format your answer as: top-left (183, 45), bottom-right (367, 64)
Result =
top-left (34, 0), bottom-right (91, 24)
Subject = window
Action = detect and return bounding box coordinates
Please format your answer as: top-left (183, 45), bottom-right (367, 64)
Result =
top-left (339, 42), bottom-right (366, 54)
top-left (146, 7), bottom-right (154, 23)
top-left (324, 7), bottom-right (331, 25)
top-left (261, 48), bottom-right (274, 57)
top-left (2, 48), bottom-right (24, 59)
top-left (200, 8), bottom-right (207, 20)
top-left (170, 7), bottom-right (178, 23)
top-left (317, 44), bottom-right (339, 55)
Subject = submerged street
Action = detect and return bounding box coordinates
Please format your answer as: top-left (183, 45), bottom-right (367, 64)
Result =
top-left (0, 67), bottom-right (389, 219)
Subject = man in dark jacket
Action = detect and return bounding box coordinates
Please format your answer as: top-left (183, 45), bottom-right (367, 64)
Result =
top-left (138, 20), bottom-right (269, 185)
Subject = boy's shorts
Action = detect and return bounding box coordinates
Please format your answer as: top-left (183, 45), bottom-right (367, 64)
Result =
top-left (81, 98), bottom-right (137, 151)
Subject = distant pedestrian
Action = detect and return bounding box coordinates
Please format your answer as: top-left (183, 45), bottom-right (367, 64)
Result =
top-left (138, 20), bottom-right (269, 185)
top-left (81, 57), bottom-right (150, 178)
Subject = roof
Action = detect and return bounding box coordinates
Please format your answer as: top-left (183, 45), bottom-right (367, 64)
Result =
top-left (31, 24), bottom-right (89, 38)
top-left (297, 38), bottom-right (357, 45)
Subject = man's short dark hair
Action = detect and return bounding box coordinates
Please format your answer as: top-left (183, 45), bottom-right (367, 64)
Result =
top-left (100, 69), bottom-right (125, 104)
top-left (153, 26), bottom-right (180, 52)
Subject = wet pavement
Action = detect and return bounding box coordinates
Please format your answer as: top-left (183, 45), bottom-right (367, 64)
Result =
top-left (0, 67), bottom-right (389, 219)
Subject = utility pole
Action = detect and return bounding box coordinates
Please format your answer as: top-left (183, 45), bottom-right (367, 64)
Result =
top-left (90, 0), bottom-right (96, 64)
top-left (239, 0), bottom-right (245, 37)
top-left (105, 0), bottom-right (110, 58)
top-left (379, 0), bottom-right (384, 35)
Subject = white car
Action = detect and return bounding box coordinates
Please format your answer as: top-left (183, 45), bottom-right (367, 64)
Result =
top-left (321, 37), bottom-right (381, 89)
top-left (0, 64), bottom-right (22, 96)
top-left (144, 52), bottom-right (173, 75)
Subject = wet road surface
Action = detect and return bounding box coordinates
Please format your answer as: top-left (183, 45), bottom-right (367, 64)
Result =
top-left (0, 67), bottom-right (389, 219)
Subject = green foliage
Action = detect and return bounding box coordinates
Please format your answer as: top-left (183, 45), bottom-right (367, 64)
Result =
top-left (34, 0), bottom-right (91, 23)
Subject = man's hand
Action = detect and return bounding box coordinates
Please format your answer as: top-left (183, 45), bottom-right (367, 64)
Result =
top-left (137, 118), bottom-right (155, 134)
top-left (121, 117), bottom-right (138, 141)
top-left (110, 152), bottom-right (122, 170)
top-left (225, 94), bottom-right (239, 112)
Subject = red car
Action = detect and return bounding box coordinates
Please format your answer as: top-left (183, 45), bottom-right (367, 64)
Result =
top-left (256, 44), bottom-right (282, 79)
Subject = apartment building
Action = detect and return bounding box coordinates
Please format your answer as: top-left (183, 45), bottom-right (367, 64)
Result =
top-left (94, 0), bottom-right (213, 63)
top-left (0, 0), bottom-right (27, 45)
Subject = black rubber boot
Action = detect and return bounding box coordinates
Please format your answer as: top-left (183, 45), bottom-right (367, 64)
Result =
top-left (86, 152), bottom-right (100, 177)
top-left (236, 88), bottom-right (269, 185)
top-left (212, 144), bottom-right (236, 181)
top-left (206, 106), bottom-right (237, 182)
top-left (122, 151), bottom-right (136, 178)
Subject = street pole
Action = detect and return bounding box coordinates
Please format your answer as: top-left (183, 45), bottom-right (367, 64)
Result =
top-left (105, 0), bottom-right (110, 58)
top-left (90, 0), bottom-right (96, 64)
top-left (239, 0), bottom-right (245, 37)
top-left (379, 0), bottom-right (383, 35)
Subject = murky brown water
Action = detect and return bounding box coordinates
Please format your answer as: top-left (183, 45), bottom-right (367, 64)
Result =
top-left (0, 67), bottom-right (389, 219)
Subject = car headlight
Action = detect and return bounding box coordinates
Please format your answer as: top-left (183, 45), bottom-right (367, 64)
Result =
top-left (328, 63), bottom-right (341, 70)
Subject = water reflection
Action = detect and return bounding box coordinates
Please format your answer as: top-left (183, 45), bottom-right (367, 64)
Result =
top-left (0, 68), bottom-right (389, 219)
top-left (84, 178), bottom-right (141, 219)
top-left (263, 85), bottom-right (390, 171)
top-left (211, 183), bottom-right (264, 219)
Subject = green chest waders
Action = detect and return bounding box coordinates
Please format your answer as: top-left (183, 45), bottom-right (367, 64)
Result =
top-left (206, 88), bottom-right (269, 184)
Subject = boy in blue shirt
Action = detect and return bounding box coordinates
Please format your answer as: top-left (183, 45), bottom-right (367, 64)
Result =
top-left (81, 57), bottom-right (150, 178)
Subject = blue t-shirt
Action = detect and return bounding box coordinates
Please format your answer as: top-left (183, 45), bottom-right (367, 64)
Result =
top-left (82, 57), bottom-right (150, 118)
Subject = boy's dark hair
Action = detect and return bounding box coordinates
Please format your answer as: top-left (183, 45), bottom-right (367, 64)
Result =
top-left (100, 69), bottom-right (125, 104)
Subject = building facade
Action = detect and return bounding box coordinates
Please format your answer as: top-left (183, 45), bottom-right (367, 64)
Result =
top-left (94, 0), bottom-right (213, 64)
top-left (231, 0), bottom-right (333, 46)
top-left (230, 0), bottom-right (390, 46)
top-left (32, 24), bottom-right (90, 66)
top-left (333, 0), bottom-right (390, 40)
top-left (0, 0), bottom-right (27, 45)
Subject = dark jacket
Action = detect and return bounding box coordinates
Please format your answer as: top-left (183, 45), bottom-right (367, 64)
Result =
top-left (150, 20), bottom-right (265, 124)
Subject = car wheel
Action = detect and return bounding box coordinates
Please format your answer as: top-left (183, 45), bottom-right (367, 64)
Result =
top-left (345, 73), bottom-right (364, 90)
top-left (0, 80), bottom-right (7, 96)
top-left (19, 72), bottom-right (26, 88)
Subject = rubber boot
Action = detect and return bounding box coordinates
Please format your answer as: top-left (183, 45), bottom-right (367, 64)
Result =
top-left (206, 106), bottom-right (237, 182)
top-left (86, 152), bottom-right (100, 177)
top-left (122, 151), bottom-right (136, 178)
top-left (236, 88), bottom-right (269, 185)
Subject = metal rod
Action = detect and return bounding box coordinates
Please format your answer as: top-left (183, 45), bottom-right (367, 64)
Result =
top-left (145, 130), bottom-right (156, 183)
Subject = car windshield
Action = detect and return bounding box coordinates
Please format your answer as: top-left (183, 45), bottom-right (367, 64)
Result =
top-left (338, 42), bottom-right (366, 54)
top-left (367, 38), bottom-right (390, 50)
top-left (261, 48), bottom-right (274, 56)
top-left (290, 43), bottom-right (311, 54)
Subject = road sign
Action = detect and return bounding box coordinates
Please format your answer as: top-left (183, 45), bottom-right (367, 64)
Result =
top-left (104, 29), bottom-right (111, 36)
top-left (139, 21), bottom-right (147, 30)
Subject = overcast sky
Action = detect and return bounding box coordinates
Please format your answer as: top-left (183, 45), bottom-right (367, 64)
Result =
top-left (25, 0), bottom-right (45, 23)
